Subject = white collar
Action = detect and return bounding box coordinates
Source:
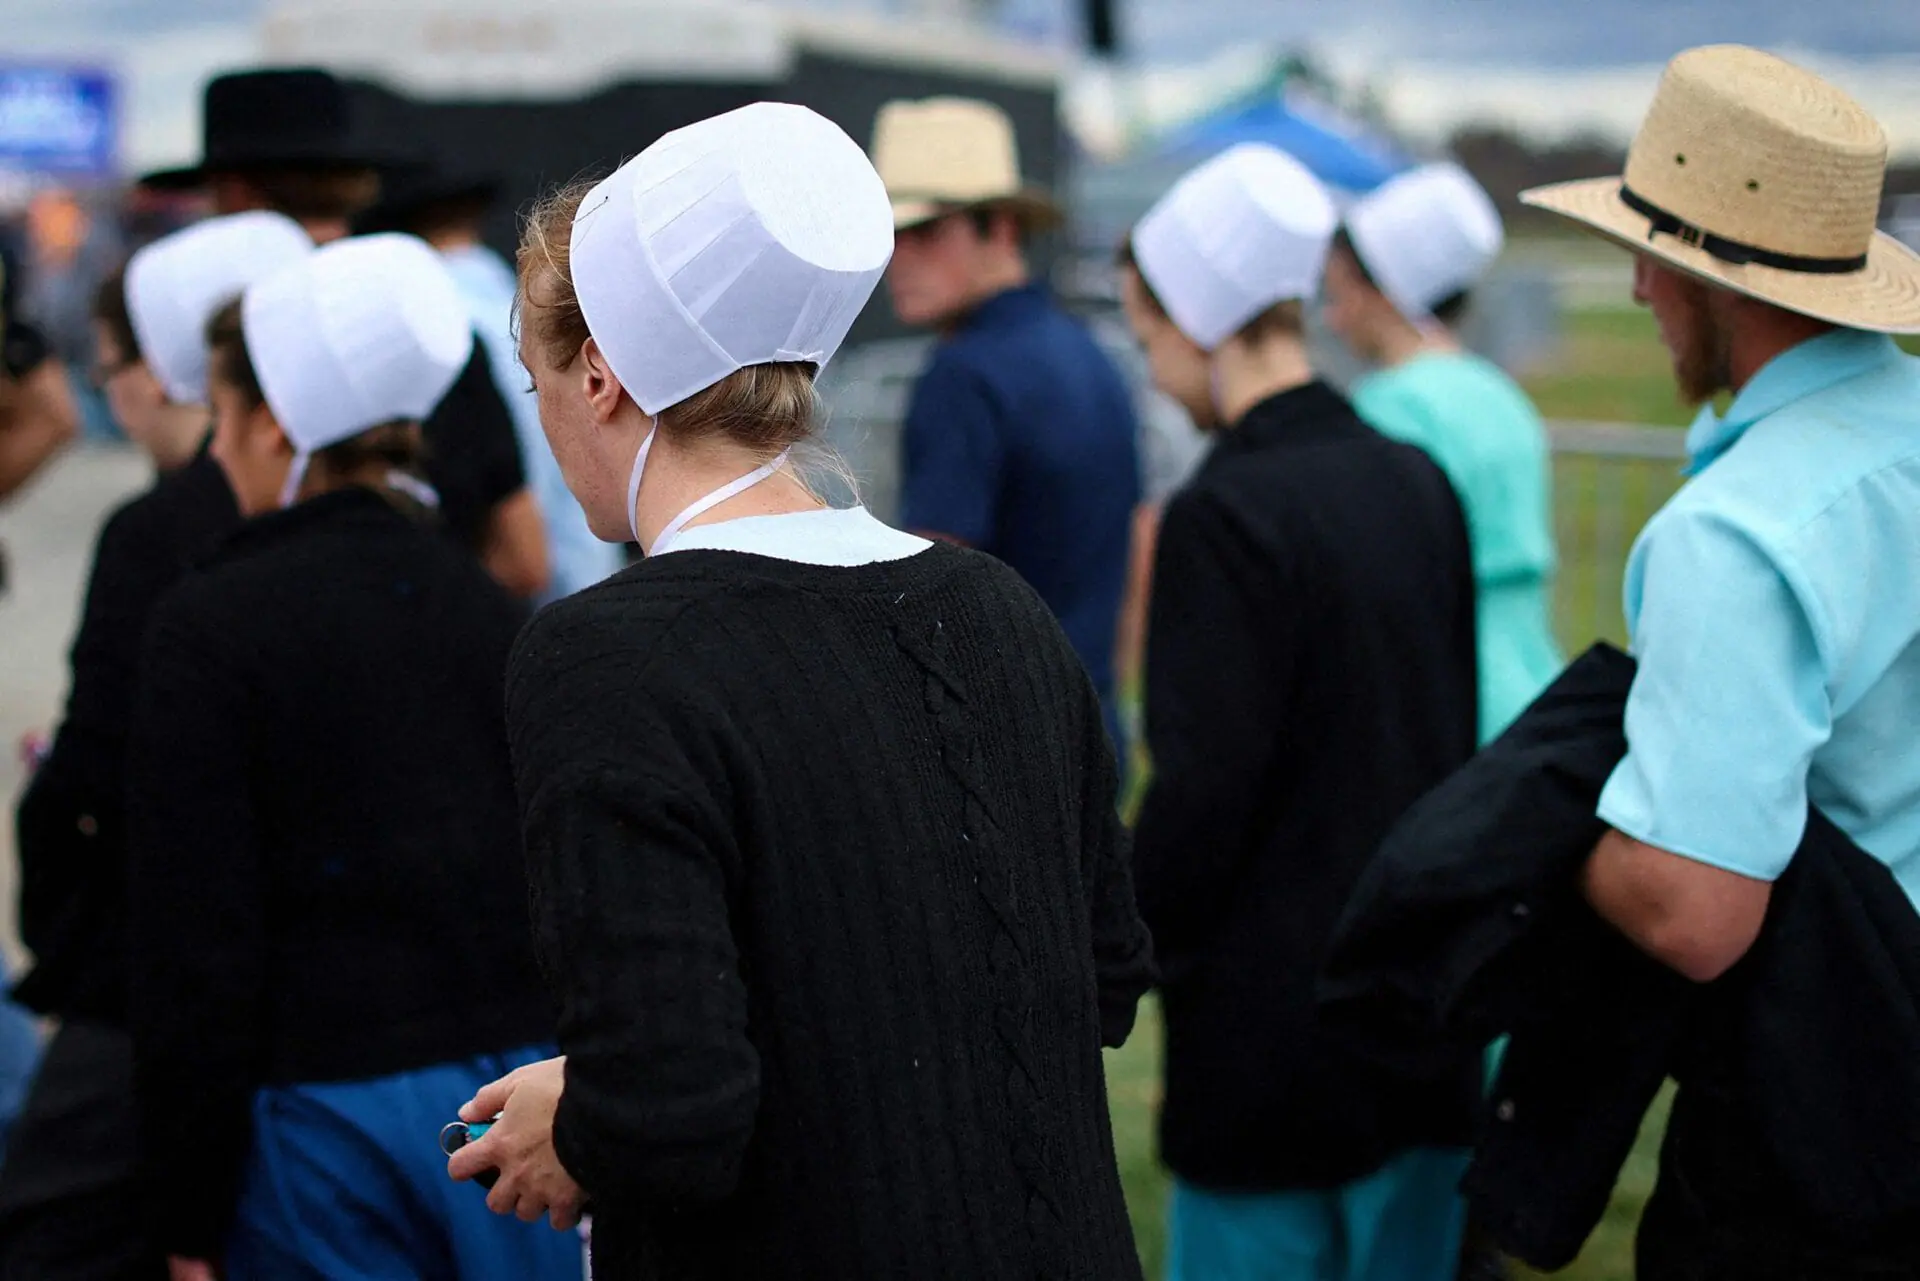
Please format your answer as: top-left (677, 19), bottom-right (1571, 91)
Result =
top-left (659, 505), bottom-right (931, 567)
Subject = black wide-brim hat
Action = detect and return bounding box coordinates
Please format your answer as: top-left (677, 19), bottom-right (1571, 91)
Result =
top-left (141, 67), bottom-right (415, 190)
top-left (353, 166), bottom-right (504, 236)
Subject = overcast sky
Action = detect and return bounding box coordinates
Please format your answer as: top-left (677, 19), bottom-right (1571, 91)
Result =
top-left (17, 0), bottom-right (1920, 63)
top-left (11, 0), bottom-right (1920, 169)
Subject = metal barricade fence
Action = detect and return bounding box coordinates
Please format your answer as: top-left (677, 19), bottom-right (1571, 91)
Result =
top-left (1547, 420), bottom-right (1688, 651)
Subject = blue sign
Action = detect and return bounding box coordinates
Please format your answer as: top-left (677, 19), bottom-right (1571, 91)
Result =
top-left (0, 67), bottom-right (118, 179)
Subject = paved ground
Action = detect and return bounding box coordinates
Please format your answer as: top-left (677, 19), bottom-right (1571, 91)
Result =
top-left (0, 444), bottom-right (152, 965)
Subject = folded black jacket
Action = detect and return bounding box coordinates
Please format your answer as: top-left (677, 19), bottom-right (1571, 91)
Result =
top-left (1321, 644), bottom-right (1920, 1271)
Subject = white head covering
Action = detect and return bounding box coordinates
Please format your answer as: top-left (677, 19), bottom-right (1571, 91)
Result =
top-left (1129, 143), bottom-right (1338, 351)
top-left (123, 211), bottom-right (312, 404)
top-left (241, 233), bottom-right (473, 504)
top-left (1345, 162), bottom-right (1505, 320)
top-left (569, 101), bottom-right (894, 416)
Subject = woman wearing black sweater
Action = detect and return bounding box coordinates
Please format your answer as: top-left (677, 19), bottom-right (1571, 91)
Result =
top-left (124, 234), bottom-right (577, 1281)
top-left (446, 103), bottom-right (1155, 1279)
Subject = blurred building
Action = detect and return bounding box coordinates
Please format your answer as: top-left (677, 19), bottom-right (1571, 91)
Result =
top-left (259, 0), bottom-right (1063, 355)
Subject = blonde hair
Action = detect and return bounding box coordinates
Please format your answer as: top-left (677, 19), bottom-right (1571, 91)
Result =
top-left (517, 179), bottom-right (825, 457)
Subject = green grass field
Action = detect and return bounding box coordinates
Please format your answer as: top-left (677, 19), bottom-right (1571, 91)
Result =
top-left (1103, 1003), bottom-right (1671, 1280)
top-left (1523, 306), bottom-right (1699, 429)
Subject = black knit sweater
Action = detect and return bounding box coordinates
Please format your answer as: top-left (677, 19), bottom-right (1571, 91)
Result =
top-left (506, 542), bottom-right (1154, 1281)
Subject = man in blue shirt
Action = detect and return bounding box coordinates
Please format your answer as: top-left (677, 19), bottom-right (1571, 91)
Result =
top-left (1524, 43), bottom-right (1920, 1272)
top-left (872, 98), bottom-right (1140, 741)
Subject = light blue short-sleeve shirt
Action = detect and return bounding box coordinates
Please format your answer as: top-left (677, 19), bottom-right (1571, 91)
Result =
top-left (1597, 330), bottom-right (1920, 903)
top-left (440, 244), bottom-right (623, 603)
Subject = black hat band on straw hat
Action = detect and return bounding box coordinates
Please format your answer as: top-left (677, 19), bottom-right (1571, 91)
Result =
top-left (1619, 185), bottom-right (1869, 275)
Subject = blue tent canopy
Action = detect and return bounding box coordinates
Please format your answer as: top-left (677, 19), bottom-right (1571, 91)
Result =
top-left (1157, 93), bottom-right (1407, 194)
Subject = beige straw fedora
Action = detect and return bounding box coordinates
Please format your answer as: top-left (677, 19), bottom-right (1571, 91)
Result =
top-left (871, 97), bottom-right (1064, 232)
top-left (1521, 44), bottom-right (1920, 334)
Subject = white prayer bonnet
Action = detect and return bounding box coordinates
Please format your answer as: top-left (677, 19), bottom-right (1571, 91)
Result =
top-left (1345, 162), bottom-right (1505, 320)
top-left (1129, 143), bottom-right (1338, 351)
top-left (240, 233), bottom-right (473, 457)
top-left (569, 101), bottom-right (895, 416)
top-left (123, 211), bottom-right (313, 404)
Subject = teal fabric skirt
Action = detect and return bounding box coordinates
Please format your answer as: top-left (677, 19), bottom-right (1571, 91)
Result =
top-left (1166, 1146), bottom-right (1472, 1281)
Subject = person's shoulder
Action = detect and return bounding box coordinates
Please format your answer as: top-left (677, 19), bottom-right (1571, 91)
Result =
top-left (925, 543), bottom-right (1094, 672)
top-left (120, 455), bottom-right (238, 555)
top-left (143, 545), bottom-right (245, 653)
top-left (1440, 353), bottom-right (1550, 434)
top-left (511, 559), bottom-right (735, 688)
top-left (1691, 369), bottom-right (1920, 555)
top-left (1158, 470), bottom-right (1269, 557)
top-left (1350, 364), bottom-right (1438, 440)
top-left (1015, 298), bottom-right (1125, 374)
top-left (918, 330), bottom-right (998, 388)
top-left (937, 541), bottom-right (1052, 612)
top-left (95, 480), bottom-right (172, 559)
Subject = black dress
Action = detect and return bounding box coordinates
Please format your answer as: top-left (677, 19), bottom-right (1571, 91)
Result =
top-left (124, 487), bottom-right (554, 1260)
top-left (505, 542), bottom-right (1155, 1280)
top-left (1133, 381), bottom-right (1484, 1191)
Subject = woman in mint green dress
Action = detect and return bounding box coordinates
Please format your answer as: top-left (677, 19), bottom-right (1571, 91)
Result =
top-left (1324, 163), bottom-right (1564, 742)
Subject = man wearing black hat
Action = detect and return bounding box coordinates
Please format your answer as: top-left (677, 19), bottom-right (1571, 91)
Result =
top-left (139, 68), bottom-right (390, 247)
top-left (141, 68), bottom-right (549, 598)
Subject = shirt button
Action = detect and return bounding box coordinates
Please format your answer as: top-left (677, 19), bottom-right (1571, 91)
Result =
top-left (1496, 1100), bottom-right (1517, 1123)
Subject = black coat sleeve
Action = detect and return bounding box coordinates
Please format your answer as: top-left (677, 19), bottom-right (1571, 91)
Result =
top-left (1075, 677), bottom-right (1155, 1047)
top-left (125, 589), bottom-right (267, 1261)
top-left (1132, 489), bottom-right (1296, 958)
top-left (510, 619), bottom-right (760, 1213)
top-left (41, 501), bottom-right (175, 804)
top-left (17, 501), bottom-right (176, 995)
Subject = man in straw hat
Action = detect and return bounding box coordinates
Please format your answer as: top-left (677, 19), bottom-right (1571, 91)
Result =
top-left (1522, 43), bottom-right (1920, 1273)
top-left (872, 97), bottom-right (1140, 750)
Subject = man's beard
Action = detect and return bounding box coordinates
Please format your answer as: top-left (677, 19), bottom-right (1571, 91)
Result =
top-left (1671, 277), bottom-right (1735, 406)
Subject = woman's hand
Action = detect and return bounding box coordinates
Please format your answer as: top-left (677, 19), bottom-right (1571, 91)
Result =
top-left (447, 1055), bottom-right (587, 1231)
top-left (168, 1257), bottom-right (216, 1281)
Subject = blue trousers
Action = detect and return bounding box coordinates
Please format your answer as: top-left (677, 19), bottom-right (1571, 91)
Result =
top-left (226, 1046), bottom-right (582, 1281)
top-left (1166, 1148), bottom-right (1472, 1281)
top-left (0, 959), bottom-right (44, 1167)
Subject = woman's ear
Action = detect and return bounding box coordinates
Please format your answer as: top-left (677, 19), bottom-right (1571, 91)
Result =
top-left (249, 399), bottom-right (293, 459)
top-left (579, 337), bottom-right (626, 424)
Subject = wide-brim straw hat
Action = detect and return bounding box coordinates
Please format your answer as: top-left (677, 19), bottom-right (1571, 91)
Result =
top-left (1522, 44), bottom-right (1920, 334)
top-left (871, 96), bottom-right (1063, 233)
